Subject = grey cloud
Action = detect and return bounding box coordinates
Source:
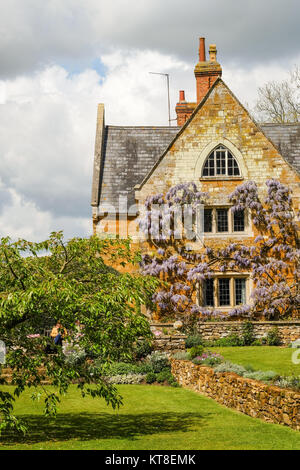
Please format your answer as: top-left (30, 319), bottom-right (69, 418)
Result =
top-left (0, 93), bottom-right (94, 221)
top-left (0, 0), bottom-right (299, 79)
top-left (0, 186), bottom-right (12, 212)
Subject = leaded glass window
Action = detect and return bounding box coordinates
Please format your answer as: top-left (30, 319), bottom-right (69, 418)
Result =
top-left (218, 278), bottom-right (230, 306)
top-left (204, 209), bottom-right (213, 233)
top-left (235, 278), bottom-right (246, 305)
top-left (204, 279), bottom-right (214, 307)
top-left (233, 209), bottom-right (245, 232)
top-left (217, 209), bottom-right (228, 232)
top-left (202, 146), bottom-right (240, 177)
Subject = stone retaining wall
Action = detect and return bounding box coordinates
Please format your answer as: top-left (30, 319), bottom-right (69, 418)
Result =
top-left (152, 335), bottom-right (186, 355)
top-left (171, 359), bottom-right (300, 431)
top-left (196, 321), bottom-right (300, 346)
top-left (151, 321), bottom-right (300, 347)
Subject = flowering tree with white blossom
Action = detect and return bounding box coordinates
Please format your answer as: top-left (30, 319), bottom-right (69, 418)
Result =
top-left (139, 180), bottom-right (299, 321)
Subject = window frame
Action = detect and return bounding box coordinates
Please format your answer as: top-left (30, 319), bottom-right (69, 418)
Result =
top-left (203, 206), bottom-right (247, 235)
top-left (200, 275), bottom-right (250, 309)
top-left (201, 145), bottom-right (241, 178)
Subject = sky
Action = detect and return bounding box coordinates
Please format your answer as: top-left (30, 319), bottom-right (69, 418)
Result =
top-left (0, 0), bottom-right (299, 241)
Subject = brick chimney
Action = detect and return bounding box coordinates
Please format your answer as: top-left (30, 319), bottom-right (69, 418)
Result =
top-left (175, 37), bottom-right (222, 126)
top-left (194, 38), bottom-right (222, 104)
top-left (175, 90), bottom-right (195, 126)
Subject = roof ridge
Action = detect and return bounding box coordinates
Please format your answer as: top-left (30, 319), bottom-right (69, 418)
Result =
top-left (106, 125), bottom-right (180, 130)
top-left (260, 122), bottom-right (300, 127)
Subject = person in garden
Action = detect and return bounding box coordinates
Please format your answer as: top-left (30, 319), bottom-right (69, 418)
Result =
top-left (50, 322), bottom-right (67, 347)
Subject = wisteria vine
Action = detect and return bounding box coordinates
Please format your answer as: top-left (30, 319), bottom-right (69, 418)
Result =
top-left (139, 180), bottom-right (300, 321)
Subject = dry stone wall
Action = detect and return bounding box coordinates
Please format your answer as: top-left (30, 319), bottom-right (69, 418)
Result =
top-left (196, 321), bottom-right (300, 345)
top-left (171, 359), bottom-right (300, 431)
top-left (152, 335), bottom-right (186, 355)
top-left (151, 321), bottom-right (300, 349)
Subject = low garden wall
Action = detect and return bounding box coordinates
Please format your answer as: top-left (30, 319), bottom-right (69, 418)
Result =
top-left (171, 359), bottom-right (300, 431)
top-left (151, 321), bottom-right (300, 347)
top-left (152, 335), bottom-right (186, 354)
top-left (196, 321), bottom-right (300, 346)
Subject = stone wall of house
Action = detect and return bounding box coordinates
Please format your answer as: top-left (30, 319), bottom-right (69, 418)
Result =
top-left (171, 359), bottom-right (300, 431)
top-left (196, 321), bottom-right (300, 345)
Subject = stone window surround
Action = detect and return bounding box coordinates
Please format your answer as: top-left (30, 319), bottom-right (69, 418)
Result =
top-left (197, 273), bottom-right (253, 310)
top-left (202, 145), bottom-right (241, 177)
top-left (203, 205), bottom-right (252, 238)
top-left (194, 138), bottom-right (249, 181)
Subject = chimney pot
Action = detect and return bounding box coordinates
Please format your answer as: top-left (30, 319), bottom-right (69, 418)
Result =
top-left (195, 38), bottom-right (222, 103)
top-left (209, 44), bottom-right (217, 62)
top-left (199, 37), bottom-right (206, 62)
top-left (179, 90), bottom-right (186, 102)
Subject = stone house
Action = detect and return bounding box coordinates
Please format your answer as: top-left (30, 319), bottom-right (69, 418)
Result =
top-left (91, 38), bottom-right (300, 314)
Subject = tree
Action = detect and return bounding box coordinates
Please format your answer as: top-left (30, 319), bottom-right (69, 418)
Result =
top-left (0, 233), bottom-right (158, 433)
top-left (139, 180), bottom-right (299, 323)
top-left (254, 66), bottom-right (300, 123)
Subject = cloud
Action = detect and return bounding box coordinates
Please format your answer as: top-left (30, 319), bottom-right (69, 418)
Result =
top-left (0, 65), bottom-right (101, 240)
top-left (0, 49), bottom-right (190, 240)
top-left (0, 0), bottom-right (299, 78)
top-left (0, 187), bottom-right (90, 241)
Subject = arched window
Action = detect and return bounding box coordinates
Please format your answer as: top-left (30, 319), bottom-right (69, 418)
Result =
top-left (202, 145), bottom-right (240, 177)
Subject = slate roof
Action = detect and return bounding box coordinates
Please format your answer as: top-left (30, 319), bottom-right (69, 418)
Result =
top-left (96, 122), bottom-right (300, 210)
top-left (98, 126), bottom-right (180, 209)
top-left (260, 123), bottom-right (300, 173)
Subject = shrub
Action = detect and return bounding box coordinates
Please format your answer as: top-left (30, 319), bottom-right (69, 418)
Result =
top-left (185, 334), bottom-right (203, 348)
top-left (200, 356), bottom-right (223, 367)
top-left (156, 369), bottom-right (173, 383)
top-left (136, 362), bottom-right (154, 374)
top-left (146, 351), bottom-right (170, 373)
top-left (145, 372), bottom-right (157, 384)
top-left (156, 369), bottom-right (178, 387)
top-left (64, 348), bottom-right (86, 366)
top-left (107, 374), bottom-right (146, 384)
top-left (251, 339), bottom-right (262, 346)
top-left (134, 339), bottom-right (153, 360)
top-left (107, 362), bottom-right (140, 376)
top-left (213, 334), bottom-right (243, 347)
top-left (214, 361), bottom-right (279, 384)
top-left (243, 370), bottom-right (278, 382)
top-left (192, 351), bottom-right (224, 366)
top-left (241, 321), bottom-right (255, 346)
top-left (172, 351), bottom-right (190, 360)
top-left (274, 376), bottom-right (300, 392)
top-left (187, 345), bottom-right (204, 359)
top-left (214, 361), bottom-right (247, 376)
top-left (266, 327), bottom-right (281, 346)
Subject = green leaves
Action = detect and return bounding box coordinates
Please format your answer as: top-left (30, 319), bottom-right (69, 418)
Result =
top-left (0, 233), bottom-right (157, 433)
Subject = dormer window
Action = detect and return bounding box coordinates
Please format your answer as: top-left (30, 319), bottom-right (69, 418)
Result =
top-left (202, 145), bottom-right (240, 177)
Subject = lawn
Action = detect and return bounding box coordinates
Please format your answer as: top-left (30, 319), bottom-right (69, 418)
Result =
top-left (210, 346), bottom-right (300, 376)
top-left (0, 384), bottom-right (299, 450)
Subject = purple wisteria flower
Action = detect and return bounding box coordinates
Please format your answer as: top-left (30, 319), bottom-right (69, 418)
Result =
top-left (139, 179), bottom-right (299, 321)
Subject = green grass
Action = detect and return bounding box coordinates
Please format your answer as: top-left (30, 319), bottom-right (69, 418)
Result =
top-left (210, 346), bottom-right (300, 376)
top-left (0, 384), bottom-right (299, 450)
